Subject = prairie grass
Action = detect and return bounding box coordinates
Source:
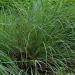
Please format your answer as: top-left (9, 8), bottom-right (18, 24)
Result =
top-left (0, 0), bottom-right (75, 75)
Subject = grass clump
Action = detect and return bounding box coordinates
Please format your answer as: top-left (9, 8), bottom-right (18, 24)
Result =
top-left (0, 0), bottom-right (75, 75)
